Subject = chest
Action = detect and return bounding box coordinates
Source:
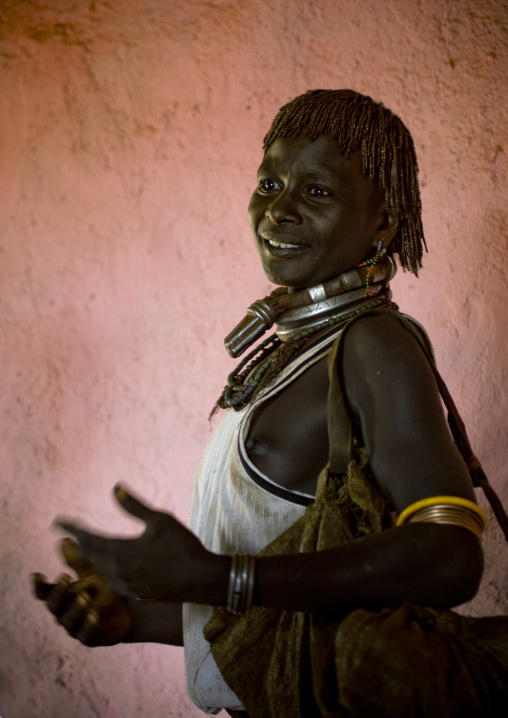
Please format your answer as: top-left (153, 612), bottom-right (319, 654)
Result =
top-left (244, 356), bottom-right (331, 496)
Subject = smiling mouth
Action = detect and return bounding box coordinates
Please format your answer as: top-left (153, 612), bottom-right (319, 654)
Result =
top-left (262, 234), bottom-right (308, 252)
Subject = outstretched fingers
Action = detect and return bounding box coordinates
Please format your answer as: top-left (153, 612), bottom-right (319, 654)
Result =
top-left (60, 537), bottom-right (95, 578)
top-left (55, 520), bottom-right (124, 568)
top-left (113, 485), bottom-right (156, 523)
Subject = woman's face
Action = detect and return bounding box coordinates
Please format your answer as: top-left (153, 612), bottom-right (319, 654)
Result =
top-left (248, 134), bottom-right (386, 289)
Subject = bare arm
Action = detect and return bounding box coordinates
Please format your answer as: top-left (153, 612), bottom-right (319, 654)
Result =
top-left (254, 314), bottom-right (483, 612)
top-left (125, 599), bottom-right (183, 646)
top-left (45, 315), bottom-right (483, 620)
top-left (343, 313), bottom-right (477, 508)
top-left (254, 313), bottom-right (483, 612)
top-left (254, 522), bottom-right (482, 613)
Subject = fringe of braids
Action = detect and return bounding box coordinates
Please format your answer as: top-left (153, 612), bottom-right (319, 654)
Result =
top-left (263, 89), bottom-right (427, 275)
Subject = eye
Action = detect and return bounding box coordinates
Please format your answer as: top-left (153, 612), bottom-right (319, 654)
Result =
top-left (308, 186), bottom-right (331, 197)
top-left (258, 178), bottom-right (281, 193)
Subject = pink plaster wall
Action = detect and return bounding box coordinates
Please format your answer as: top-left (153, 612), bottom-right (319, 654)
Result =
top-left (1, 1), bottom-right (507, 716)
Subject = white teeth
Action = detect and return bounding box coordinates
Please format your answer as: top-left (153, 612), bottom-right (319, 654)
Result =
top-left (267, 238), bottom-right (300, 249)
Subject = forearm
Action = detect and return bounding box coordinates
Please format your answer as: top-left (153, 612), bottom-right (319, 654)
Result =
top-left (125, 600), bottom-right (184, 646)
top-left (252, 523), bottom-right (483, 615)
top-left (57, 485), bottom-right (483, 619)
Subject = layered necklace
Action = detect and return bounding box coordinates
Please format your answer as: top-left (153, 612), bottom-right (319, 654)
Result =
top-left (213, 255), bottom-right (397, 414)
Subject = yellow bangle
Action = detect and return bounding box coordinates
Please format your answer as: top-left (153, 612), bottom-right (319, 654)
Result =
top-left (396, 495), bottom-right (487, 535)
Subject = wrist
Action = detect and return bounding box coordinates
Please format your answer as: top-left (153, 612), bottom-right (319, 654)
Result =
top-left (123, 598), bottom-right (184, 646)
top-left (194, 551), bottom-right (231, 606)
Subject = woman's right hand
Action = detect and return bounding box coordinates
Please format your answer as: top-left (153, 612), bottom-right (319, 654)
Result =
top-left (32, 538), bottom-right (133, 647)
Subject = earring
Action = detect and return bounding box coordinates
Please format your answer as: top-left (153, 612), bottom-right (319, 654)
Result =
top-left (358, 239), bottom-right (383, 297)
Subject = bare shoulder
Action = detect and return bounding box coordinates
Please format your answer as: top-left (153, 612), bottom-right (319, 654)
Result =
top-left (339, 311), bottom-right (476, 509)
top-left (343, 311), bottom-right (429, 369)
top-left (341, 311), bottom-right (435, 406)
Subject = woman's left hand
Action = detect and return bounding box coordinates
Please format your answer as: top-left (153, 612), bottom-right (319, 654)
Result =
top-left (56, 486), bottom-right (220, 603)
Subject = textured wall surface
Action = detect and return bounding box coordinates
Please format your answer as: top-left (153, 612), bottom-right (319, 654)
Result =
top-left (1, 0), bottom-right (507, 716)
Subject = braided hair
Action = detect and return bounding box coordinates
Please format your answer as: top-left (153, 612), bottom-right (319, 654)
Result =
top-left (263, 89), bottom-right (426, 275)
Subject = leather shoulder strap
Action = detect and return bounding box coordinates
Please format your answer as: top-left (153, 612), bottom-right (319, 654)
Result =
top-left (326, 326), bottom-right (353, 475)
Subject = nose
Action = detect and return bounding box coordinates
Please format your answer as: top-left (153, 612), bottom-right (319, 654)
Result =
top-left (266, 190), bottom-right (302, 225)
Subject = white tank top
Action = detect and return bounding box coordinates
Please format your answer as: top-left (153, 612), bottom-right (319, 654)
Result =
top-left (183, 327), bottom-right (343, 713)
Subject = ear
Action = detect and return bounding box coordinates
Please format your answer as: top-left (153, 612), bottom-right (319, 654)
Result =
top-left (373, 206), bottom-right (399, 250)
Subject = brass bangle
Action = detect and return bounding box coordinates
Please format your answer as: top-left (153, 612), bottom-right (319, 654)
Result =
top-left (396, 496), bottom-right (486, 539)
top-left (405, 507), bottom-right (485, 539)
top-left (397, 496), bottom-right (486, 528)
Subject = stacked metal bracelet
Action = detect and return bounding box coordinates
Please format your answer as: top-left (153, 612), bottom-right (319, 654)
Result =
top-left (396, 495), bottom-right (487, 539)
top-left (227, 554), bottom-right (256, 615)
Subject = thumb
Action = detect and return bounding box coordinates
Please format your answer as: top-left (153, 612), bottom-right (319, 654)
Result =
top-left (60, 537), bottom-right (95, 578)
top-left (114, 485), bottom-right (155, 523)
